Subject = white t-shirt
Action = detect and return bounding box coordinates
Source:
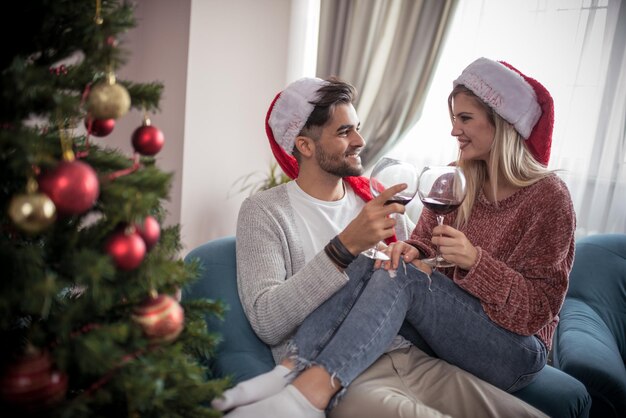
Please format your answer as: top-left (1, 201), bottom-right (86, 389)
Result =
top-left (287, 180), bottom-right (364, 263)
top-left (286, 180), bottom-right (411, 352)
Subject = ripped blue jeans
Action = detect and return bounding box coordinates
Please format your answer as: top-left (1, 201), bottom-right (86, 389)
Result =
top-left (291, 255), bottom-right (547, 400)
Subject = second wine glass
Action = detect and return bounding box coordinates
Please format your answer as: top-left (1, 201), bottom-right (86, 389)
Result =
top-left (362, 157), bottom-right (419, 261)
top-left (417, 165), bottom-right (467, 268)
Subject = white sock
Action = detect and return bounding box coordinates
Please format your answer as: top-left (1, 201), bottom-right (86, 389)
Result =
top-left (224, 385), bottom-right (325, 418)
top-left (211, 365), bottom-right (293, 411)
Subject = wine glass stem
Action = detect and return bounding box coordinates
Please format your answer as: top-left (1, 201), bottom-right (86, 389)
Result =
top-left (376, 213), bottom-right (395, 258)
top-left (435, 215), bottom-right (444, 268)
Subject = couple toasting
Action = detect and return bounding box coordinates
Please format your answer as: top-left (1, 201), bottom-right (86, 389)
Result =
top-left (215, 57), bottom-right (576, 418)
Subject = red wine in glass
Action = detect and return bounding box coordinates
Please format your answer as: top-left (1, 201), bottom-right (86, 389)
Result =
top-left (385, 197), bottom-right (413, 206)
top-left (420, 197), bottom-right (462, 215)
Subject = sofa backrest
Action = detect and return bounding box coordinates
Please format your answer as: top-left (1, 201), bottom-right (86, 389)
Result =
top-left (567, 233), bottom-right (626, 360)
top-left (183, 236), bottom-right (274, 384)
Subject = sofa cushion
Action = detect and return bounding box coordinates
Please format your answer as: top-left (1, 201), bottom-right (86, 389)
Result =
top-left (513, 364), bottom-right (591, 418)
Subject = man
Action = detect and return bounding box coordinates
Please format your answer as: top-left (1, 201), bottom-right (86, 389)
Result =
top-left (218, 77), bottom-right (545, 417)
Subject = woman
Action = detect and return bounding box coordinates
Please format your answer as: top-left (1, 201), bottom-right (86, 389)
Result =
top-left (219, 57), bottom-right (575, 418)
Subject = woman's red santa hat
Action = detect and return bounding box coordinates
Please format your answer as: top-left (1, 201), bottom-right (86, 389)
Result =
top-left (453, 57), bottom-right (554, 166)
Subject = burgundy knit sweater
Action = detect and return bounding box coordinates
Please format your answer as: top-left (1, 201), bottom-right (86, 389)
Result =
top-left (408, 174), bottom-right (576, 350)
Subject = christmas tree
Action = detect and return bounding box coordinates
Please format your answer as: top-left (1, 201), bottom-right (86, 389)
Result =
top-left (0, 1), bottom-right (228, 416)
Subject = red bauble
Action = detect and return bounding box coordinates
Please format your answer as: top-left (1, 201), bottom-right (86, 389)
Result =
top-left (131, 124), bottom-right (164, 156)
top-left (136, 215), bottom-right (160, 250)
top-left (38, 160), bottom-right (100, 216)
top-left (105, 227), bottom-right (146, 271)
top-left (132, 294), bottom-right (184, 344)
top-left (105, 36), bottom-right (118, 47)
top-left (0, 350), bottom-right (68, 412)
top-left (85, 117), bottom-right (115, 137)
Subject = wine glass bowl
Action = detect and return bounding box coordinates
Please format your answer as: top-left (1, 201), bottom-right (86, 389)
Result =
top-left (362, 157), bottom-right (419, 260)
top-left (417, 166), bottom-right (467, 268)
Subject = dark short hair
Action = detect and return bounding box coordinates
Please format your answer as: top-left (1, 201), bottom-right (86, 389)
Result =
top-left (292, 77), bottom-right (356, 163)
top-left (302, 77), bottom-right (356, 133)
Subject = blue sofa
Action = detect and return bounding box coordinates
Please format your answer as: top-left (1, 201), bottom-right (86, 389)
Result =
top-left (552, 233), bottom-right (626, 418)
top-left (184, 235), bottom-right (601, 417)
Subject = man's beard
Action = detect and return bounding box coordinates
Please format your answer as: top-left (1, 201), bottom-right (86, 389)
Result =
top-left (316, 145), bottom-right (363, 177)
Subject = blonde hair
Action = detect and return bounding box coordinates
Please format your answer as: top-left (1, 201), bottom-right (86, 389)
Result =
top-left (448, 85), bottom-right (553, 228)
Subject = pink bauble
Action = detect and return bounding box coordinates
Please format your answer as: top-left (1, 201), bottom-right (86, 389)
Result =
top-left (38, 160), bottom-right (99, 216)
top-left (136, 215), bottom-right (160, 250)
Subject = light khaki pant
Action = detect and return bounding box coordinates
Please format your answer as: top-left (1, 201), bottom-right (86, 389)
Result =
top-left (328, 346), bottom-right (547, 418)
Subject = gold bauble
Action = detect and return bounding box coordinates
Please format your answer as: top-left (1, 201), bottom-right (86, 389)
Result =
top-left (87, 81), bottom-right (131, 119)
top-left (8, 192), bottom-right (57, 234)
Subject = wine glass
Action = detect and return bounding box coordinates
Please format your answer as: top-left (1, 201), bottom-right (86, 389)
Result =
top-left (417, 166), bottom-right (467, 268)
top-left (362, 157), bottom-right (419, 260)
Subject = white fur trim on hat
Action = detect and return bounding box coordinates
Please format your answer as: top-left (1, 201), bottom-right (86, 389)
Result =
top-left (453, 58), bottom-right (541, 139)
top-left (268, 77), bottom-right (329, 154)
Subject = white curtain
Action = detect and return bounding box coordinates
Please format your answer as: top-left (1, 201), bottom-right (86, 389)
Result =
top-left (316, 0), bottom-right (457, 167)
top-left (571, 0), bottom-right (626, 236)
top-left (388, 0), bottom-right (626, 236)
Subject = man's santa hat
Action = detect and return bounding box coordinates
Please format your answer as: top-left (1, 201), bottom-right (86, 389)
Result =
top-left (453, 57), bottom-right (554, 166)
top-left (265, 77), bottom-right (374, 204)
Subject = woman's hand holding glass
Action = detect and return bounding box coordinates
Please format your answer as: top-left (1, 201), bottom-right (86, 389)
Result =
top-left (430, 224), bottom-right (478, 271)
top-left (417, 166), bottom-right (467, 268)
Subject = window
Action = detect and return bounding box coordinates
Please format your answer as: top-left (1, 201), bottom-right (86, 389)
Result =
top-left (387, 0), bottom-right (625, 234)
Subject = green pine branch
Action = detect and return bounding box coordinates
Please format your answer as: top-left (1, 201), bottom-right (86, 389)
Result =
top-left (1, 1), bottom-right (229, 416)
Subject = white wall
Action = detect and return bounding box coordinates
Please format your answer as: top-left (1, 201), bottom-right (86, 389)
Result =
top-left (114, 0), bottom-right (292, 254)
top-left (181, 0), bottom-right (292, 253)
top-left (110, 0), bottom-right (192, 231)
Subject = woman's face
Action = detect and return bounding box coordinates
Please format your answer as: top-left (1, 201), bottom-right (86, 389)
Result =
top-left (450, 92), bottom-right (495, 161)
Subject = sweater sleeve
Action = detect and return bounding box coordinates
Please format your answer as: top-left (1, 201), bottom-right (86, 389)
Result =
top-left (405, 205), bottom-right (439, 259)
top-left (236, 194), bottom-right (349, 346)
top-left (453, 179), bottom-right (576, 337)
